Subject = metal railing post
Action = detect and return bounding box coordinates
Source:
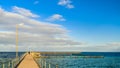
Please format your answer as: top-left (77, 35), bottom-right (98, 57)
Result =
top-left (48, 63), bottom-right (51, 68)
top-left (2, 63), bottom-right (4, 68)
top-left (44, 60), bottom-right (46, 68)
top-left (41, 60), bottom-right (43, 68)
top-left (42, 60), bottom-right (43, 68)
top-left (40, 59), bottom-right (42, 68)
top-left (12, 60), bottom-right (14, 68)
top-left (56, 64), bottom-right (58, 68)
top-left (42, 60), bottom-right (44, 68)
top-left (8, 61), bottom-right (10, 68)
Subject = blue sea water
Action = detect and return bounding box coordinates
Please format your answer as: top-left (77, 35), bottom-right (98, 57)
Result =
top-left (39, 52), bottom-right (120, 68)
top-left (80, 52), bottom-right (120, 57)
top-left (42, 57), bottom-right (120, 68)
top-left (0, 52), bottom-right (120, 68)
top-left (0, 52), bottom-right (24, 58)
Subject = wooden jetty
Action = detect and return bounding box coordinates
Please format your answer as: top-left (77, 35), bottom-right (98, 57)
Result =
top-left (17, 53), bottom-right (40, 68)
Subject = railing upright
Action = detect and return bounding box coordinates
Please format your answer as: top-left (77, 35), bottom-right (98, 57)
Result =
top-left (12, 60), bottom-right (14, 68)
top-left (8, 61), bottom-right (10, 68)
top-left (56, 64), bottom-right (58, 68)
top-left (44, 60), bottom-right (46, 68)
top-left (2, 63), bottom-right (4, 68)
top-left (48, 63), bottom-right (51, 68)
top-left (41, 60), bottom-right (43, 68)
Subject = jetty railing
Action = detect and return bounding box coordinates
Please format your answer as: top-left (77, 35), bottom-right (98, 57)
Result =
top-left (0, 53), bottom-right (26, 68)
top-left (36, 59), bottom-right (59, 68)
top-left (0, 60), bottom-right (11, 68)
top-left (12, 53), bottom-right (26, 68)
top-left (34, 55), bottom-right (105, 68)
top-left (35, 56), bottom-right (82, 68)
top-left (34, 56), bottom-right (60, 68)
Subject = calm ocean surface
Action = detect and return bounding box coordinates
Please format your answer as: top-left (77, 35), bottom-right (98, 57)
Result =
top-left (0, 52), bottom-right (120, 68)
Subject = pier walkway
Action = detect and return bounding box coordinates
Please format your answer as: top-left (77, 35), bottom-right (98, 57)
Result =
top-left (17, 53), bottom-right (39, 68)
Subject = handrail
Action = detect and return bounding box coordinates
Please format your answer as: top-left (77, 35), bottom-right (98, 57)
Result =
top-left (14, 53), bottom-right (27, 68)
top-left (0, 52), bottom-right (27, 68)
top-left (36, 57), bottom-right (59, 68)
top-left (32, 55), bottom-right (41, 68)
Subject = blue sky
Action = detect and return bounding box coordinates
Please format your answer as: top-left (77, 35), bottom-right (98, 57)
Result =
top-left (0, 0), bottom-right (120, 51)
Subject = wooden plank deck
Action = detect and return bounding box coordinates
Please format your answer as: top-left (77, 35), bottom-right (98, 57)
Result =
top-left (17, 54), bottom-right (39, 68)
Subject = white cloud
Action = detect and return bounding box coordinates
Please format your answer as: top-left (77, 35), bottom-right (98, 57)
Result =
top-left (18, 23), bottom-right (24, 26)
top-left (0, 7), bottom-right (82, 51)
top-left (107, 42), bottom-right (120, 46)
top-left (1, 6), bottom-right (119, 52)
top-left (58, 0), bottom-right (74, 9)
top-left (47, 14), bottom-right (66, 22)
top-left (12, 6), bottom-right (39, 18)
top-left (67, 4), bottom-right (74, 8)
top-left (34, 1), bottom-right (39, 5)
top-left (81, 42), bottom-right (120, 52)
